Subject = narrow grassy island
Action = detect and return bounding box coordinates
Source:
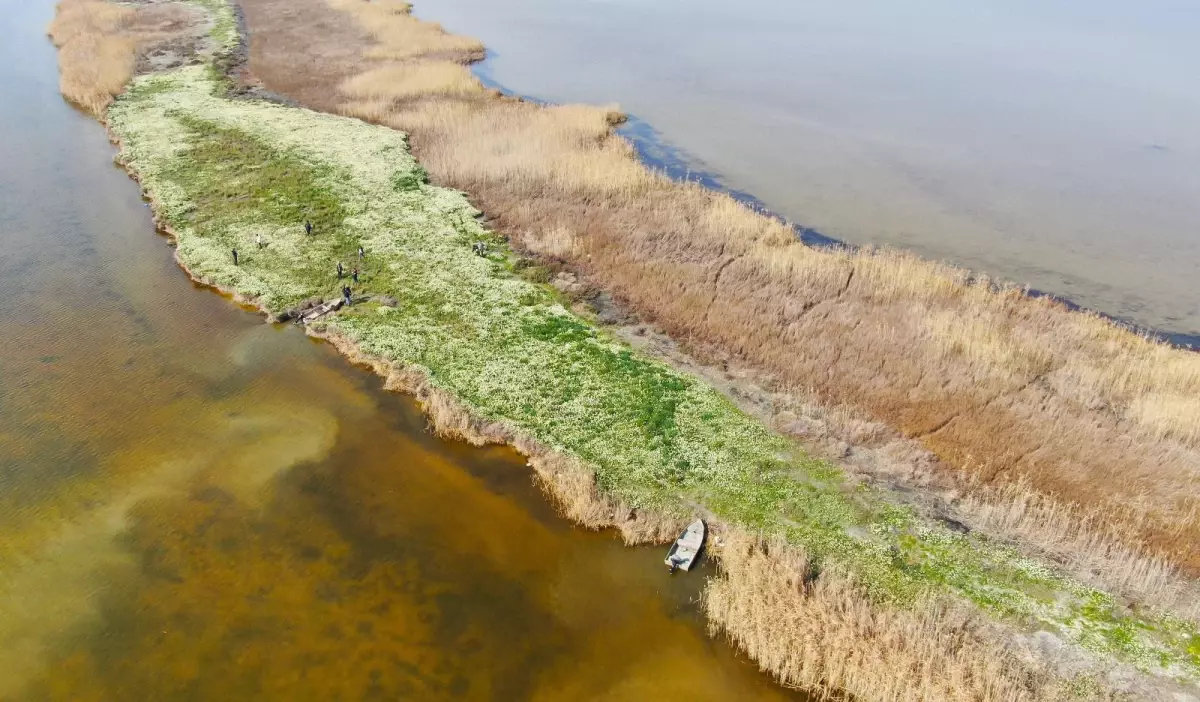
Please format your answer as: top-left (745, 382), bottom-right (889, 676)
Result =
top-left (58, 0), bottom-right (1198, 697)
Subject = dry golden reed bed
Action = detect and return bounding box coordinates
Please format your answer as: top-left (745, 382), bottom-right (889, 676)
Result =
top-left (234, 0), bottom-right (1200, 585)
top-left (48, 0), bottom-right (202, 116)
top-left (48, 0), bottom-right (139, 114)
top-left (704, 530), bottom-right (1100, 702)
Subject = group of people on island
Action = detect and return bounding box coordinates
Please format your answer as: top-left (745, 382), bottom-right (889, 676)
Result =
top-left (230, 220), bottom-right (367, 308)
top-left (229, 219), bottom-right (494, 314)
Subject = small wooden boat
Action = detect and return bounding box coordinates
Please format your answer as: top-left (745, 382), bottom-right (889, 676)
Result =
top-left (297, 298), bottom-right (344, 325)
top-left (665, 519), bottom-right (706, 573)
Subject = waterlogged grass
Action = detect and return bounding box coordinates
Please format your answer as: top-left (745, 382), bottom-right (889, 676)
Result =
top-left (107, 59), bottom-right (1199, 681)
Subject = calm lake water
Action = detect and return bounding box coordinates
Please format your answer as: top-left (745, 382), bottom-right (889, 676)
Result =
top-left (417, 0), bottom-right (1200, 337)
top-left (0, 1), bottom-right (805, 699)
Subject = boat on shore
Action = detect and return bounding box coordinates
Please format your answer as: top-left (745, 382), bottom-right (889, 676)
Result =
top-left (665, 519), bottom-right (705, 573)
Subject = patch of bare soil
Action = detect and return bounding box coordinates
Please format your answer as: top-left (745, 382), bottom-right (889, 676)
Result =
top-left (237, 0), bottom-right (368, 110)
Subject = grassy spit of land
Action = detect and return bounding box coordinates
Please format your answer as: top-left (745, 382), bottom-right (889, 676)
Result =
top-left (49, 0), bottom-right (1200, 699)
top-left (237, 0), bottom-right (1200, 593)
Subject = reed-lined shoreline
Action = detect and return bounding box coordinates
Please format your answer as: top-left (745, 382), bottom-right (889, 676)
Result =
top-left (45, 0), bottom-right (1200, 698)
top-left (255, 0), bottom-right (1200, 582)
top-left (470, 51), bottom-right (1200, 351)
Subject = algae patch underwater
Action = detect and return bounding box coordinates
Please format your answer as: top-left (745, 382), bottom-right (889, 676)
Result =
top-left (105, 55), bottom-right (1200, 684)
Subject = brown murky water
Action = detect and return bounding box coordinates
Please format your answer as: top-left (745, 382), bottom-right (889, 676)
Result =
top-left (415, 0), bottom-right (1200, 338)
top-left (0, 2), bottom-right (806, 699)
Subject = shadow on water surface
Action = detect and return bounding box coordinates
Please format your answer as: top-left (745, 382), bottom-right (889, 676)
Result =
top-left (473, 49), bottom-right (1200, 350)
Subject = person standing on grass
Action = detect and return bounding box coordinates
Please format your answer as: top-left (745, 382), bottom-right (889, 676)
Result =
top-left (342, 285), bottom-right (352, 306)
top-left (305, 220), bottom-right (313, 236)
top-left (256, 233), bottom-right (265, 249)
top-left (352, 267), bottom-right (359, 284)
top-left (337, 261), bottom-right (344, 279)
top-left (357, 246), bottom-right (364, 259)
top-left (232, 248), bottom-right (239, 266)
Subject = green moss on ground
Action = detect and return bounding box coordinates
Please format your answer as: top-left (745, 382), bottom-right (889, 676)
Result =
top-left (107, 28), bottom-right (1199, 684)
